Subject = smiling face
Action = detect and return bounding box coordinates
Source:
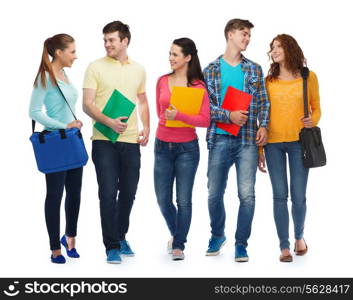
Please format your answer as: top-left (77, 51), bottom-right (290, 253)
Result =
top-left (270, 39), bottom-right (285, 64)
top-left (103, 31), bottom-right (128, 58)
top-left (169, 44), bottom-right (191, 71)
top-left (55, 42), bottom-right (77, 68)
top-left (227, 27), bottom-right (251, 52)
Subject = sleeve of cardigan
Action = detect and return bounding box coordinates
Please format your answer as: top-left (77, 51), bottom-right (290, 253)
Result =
top-left (308, 71), bottom-right (321, 126)
top-left (29, 79), bottom-right (67, 129)
top-left (174, 85), bottom-right (210, 127)
top-left (156, 76), bottom-right (164, 118)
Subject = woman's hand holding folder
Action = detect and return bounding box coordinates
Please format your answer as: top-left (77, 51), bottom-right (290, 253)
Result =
top-left (165, 104), bottom-right (178, 120)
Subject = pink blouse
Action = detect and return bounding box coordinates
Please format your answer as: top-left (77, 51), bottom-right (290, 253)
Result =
top-left (155, 75), bottom-right (210, 142)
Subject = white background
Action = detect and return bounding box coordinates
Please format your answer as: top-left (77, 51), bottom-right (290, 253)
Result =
top-left (0, 0), bottom-right (352, 277)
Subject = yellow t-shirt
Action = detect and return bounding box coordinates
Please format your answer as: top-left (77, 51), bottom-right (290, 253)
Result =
top-left (265, 71), bottom-right (321, 143)
top-left (83, 56), bottom-right (146, 143)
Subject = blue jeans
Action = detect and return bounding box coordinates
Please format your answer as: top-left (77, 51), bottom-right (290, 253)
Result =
top-left (92, 140), bottom-right (140, 251)
top-left (265, 142), bottom-right (309, 250)
top-left (207, 135), bottom-right (258, 247)
top-left (154, 138), bottom-right (200, 250)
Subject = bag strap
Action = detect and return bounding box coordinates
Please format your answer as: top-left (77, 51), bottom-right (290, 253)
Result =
top-left (32, 82), bottom-right (77, 133)
top-left (300, 67), bottom-right (310, 118)
top-left (57, 84), bottom-right (77, 121)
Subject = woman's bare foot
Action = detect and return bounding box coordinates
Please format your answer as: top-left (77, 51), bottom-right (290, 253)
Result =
top-left (52, 249), bottom-right (62, 258)
top-left (281, 248), bottom-right (291, 256)
top-left (172, 249), bottom-right (183, 256)
top-left (171, 248), bottom-right (185, 260)
top-left (167, 237), bottom-right (173, 254)
top-left (66, 236), bottom-right (76, 251)
top-left (295, 239), bottom-right (307, 251)
top-left (279, 248), bottom-right (293, 262)
top-left (295, 238), bottom-right (308, 255)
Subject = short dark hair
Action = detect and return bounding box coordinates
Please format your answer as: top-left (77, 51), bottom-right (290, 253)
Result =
top-left (103, 21), bottom-right (131, 45)
top-left (224, 19), bottom-right (254, 40)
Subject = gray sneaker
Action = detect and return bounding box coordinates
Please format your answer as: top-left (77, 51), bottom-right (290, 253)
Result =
top-left (172, 250), bottom-right (185, 261)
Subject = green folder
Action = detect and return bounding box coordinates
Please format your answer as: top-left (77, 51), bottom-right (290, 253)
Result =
top-left (94, 89), bottom-right (136, 143)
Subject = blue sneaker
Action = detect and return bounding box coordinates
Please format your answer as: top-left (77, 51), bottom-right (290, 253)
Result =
top-left (206, 236), bottom-right (226, 256)
top-left (120, 240), bottom-right (135, 257)
top-left (51, 254), bottom-right (66, 264)
top-left (60, 235), bottom-right (80, 258)
top-left (235, 245), bottom-right (249, 262)
top-left (106, 249), bottom-right (122, 264)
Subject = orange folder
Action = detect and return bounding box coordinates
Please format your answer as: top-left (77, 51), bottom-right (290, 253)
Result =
top-left (166, 86), bottom-right (205, 128)
top-left (216, 86), bottom-right (252, 136)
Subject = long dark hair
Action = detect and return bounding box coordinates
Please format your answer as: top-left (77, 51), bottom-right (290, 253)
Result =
top-left (171, 37), bottom-right (205, 86)
top-left (34, 33), bottom-right (74, 88)
top-left (267, 34), bottom-right (306, 81)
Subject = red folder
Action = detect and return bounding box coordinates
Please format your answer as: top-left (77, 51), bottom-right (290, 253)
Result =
top-left (216, 86), bottom-right (252, 136)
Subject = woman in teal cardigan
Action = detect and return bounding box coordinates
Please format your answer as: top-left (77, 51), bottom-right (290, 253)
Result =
top-left (29, 34), bottom-right (83, 264)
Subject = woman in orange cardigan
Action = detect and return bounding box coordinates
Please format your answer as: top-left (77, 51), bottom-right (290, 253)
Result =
top-left (258, 34), bottom-right (321, 262)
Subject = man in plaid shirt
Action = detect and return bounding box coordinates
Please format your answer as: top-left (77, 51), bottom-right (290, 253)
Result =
top-left (204, 19), bottom-right (270, 262)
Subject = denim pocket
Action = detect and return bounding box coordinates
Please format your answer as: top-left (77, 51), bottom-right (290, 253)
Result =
top-left (180, 139), bottom-right (199, 153)
top-left (214, 134), bottom-right (230, 147)
top-left (129, 143), bottom-right (141, 157)
top-left (154, 138), bottom-right (166, 152)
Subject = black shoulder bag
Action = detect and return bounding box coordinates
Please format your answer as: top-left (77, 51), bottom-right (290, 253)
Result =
top-left (299, 67), bottom-right (326, 168)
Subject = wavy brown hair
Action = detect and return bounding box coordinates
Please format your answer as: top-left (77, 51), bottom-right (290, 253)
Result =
top-left (267, 34), bottom-right (306, 81)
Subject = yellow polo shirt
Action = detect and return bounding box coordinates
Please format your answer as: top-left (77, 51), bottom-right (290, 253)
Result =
top-left (83, 56), bottom-right (146, 143)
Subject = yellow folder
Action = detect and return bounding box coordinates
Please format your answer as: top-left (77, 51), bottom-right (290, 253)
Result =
top-left (165, 86), bottom-right (205, 128)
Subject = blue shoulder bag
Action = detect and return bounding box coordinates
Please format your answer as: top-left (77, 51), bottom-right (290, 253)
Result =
top-left (29, 85), bottom-right (88, 174)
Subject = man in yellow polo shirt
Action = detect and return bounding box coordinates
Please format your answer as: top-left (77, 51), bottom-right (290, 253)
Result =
top-left (83, 20), bottom-right (150, 264)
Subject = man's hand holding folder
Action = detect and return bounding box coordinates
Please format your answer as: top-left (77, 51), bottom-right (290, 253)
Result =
top-left (94, 89), bottom-right (136, 143)
top-left (217, 86), bottom-right (267, 145)
top-left (216, 86), bottom-right (252, 136)
top-left (108, 116), bottom-right (128, 134)
top-left (230, 110), bottom-right (249, 126)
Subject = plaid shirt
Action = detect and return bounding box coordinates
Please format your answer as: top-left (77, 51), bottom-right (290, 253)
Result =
top-left (203, 55), bottom-right (270, 149)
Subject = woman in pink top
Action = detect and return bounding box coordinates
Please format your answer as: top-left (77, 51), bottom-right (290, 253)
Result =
top-left (154, 38), bottom-right (210, 260)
